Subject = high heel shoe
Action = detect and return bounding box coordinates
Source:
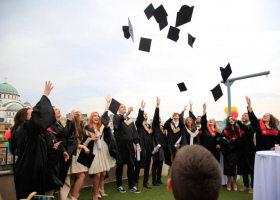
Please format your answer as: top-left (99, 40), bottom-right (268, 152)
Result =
top-left (233, 184), bottom-right (238, 191)
top-left (99, 188), bottom-right (108, 197)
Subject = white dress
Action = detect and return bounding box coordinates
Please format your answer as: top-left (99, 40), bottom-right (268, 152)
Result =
top-left (88, 132), bottom-right (116, 174)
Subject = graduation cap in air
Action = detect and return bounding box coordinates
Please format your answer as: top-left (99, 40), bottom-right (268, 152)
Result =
top-left (175, 5), bottom-right (194, 27)
top-left (153, 4), bottom-right (168, 30)
top-left (167, 26), bottom-right (180, 42)
top-left (139, 37), bottom-right (152, 52)
top-left (188, 33), bottom-right (196, 47)
top-left (144, 3), bottom-right (155, 20)
top-left (211, 84), bottom-right (223, 102)
top-left (109, 98), bottom-right (121, 114)
top-left (177, 82), bottom-right (187, 92)
top-left (220, 63), bottom-right (232, 83)
top-left (122, 18), bottom-right (134, 42)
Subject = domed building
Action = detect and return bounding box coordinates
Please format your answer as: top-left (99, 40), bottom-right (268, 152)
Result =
top-left (0, 77), bottom-right (31, 124)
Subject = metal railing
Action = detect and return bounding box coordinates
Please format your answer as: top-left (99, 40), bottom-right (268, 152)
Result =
top-left (0, 140), bottom-right (15, 172)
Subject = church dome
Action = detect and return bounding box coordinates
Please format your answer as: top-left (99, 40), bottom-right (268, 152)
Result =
top-left (0, 79), bottom-right (19, 95)
top-left (24, 101), bottom-right (31, 107)
top-left (7, 104), bottom-right (22, 111)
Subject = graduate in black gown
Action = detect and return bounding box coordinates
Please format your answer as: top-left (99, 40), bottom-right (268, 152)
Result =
top-left (163, 105), bottom-right (187, 166)
top-left (43, 108), bottom-right (77, 195)
top-left (182, 116), bottom-right (200, 145)
top-left (12, 81), bottom-right (56, 200)
top-left (218, 116), bottom-right (241, 191)
top-left (134, 100), bottom-right (154, 189)
top-left (200, 103), bottom-right (221, 162)
top-left (236, 113), bottom-right (255, 194)
top-left (189, 101), bottom-right (202, 131)
top-left (113, 104), bottom-right (141, 193)
top-left (151, 97), bottom-right (166, 186)
top-left (245, 96), bottom-right (280, 151)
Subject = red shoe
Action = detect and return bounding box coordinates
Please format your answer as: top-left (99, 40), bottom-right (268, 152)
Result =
top-left (143, 182), bottom-right (152, 189)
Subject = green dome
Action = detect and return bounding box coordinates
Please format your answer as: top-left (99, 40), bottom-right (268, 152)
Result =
top-left (0, 83), bottom-right (19, 95)
top-left (7, 104), bottom-right (22, 111)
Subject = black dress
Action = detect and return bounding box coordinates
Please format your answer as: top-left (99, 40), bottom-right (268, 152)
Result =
top-left (248, 110), bottom-right (280, 151)
top-left (200, 114), bottom-right (220, 162)
top-left (219, 129), bottom-right (240, 176)
top-left (13, 95), bottom-right (56, 200)
top-left (236, 121), bottom-right (256, 175)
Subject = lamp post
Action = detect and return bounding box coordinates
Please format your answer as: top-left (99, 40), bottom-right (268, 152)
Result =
top-left (221, 71), bottom-right (270, 116)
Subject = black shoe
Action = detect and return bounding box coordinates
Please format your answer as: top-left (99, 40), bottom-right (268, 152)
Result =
top-left (129, 187), bottom-right (141, 193)
top-left (157, 180), bottom-right (165, 185)
top-left (152, 181), bottom-right (160, 187)
top-left (117, 186), bottom-right (126, 193)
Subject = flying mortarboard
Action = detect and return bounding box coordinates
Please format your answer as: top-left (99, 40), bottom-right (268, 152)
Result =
top-left (144, 3), bottom-right (155, 20)
top-left (220, 63), bottom-right (232, 83)
top-left (109, 98), bottom-right (121, 114)
top-left (159, 18), bottom-right (168, 30)
top-left (211, 84), bottom-right (223, 102)
top-left (188, 33), bottom-right (196, 47)
top-left (177, 82), bottom-right (187, 92)
top-left (153, 5), bottom-right (168, 24)
top-left (167, 26), bottom-right (180, 42)
top-left (122, 18), bottom-right (134, 42)
top-left (139, 37), bottom-right (152, 52)
top-left (175, 5), bottom-right (194, 27)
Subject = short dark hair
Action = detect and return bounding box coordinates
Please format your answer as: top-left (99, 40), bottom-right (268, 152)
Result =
top-left (171, 145), bottom-right (222, 200)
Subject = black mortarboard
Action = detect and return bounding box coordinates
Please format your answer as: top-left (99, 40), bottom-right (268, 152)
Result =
top-left (139, 37), bottom-right (152, 52)
top-left (144, 3), bottom-right (155, 20)
top-left (177, 82), bottom-right (187, 92)
top-left (167, 26), bottom-right (180, 42)
top-left (159, 18), bottom-right (168, 30)
top-left (153, 5), bottom-right (168, 24)
top-left (122, 18), bottom-right (134, 42)
top-left (175, 5), bottom-right (194, 27)
top-left (77, 149), bottom-right (95, 168)
top-left (220, 63), bottom-right (232, 83)
top-left (109, 98), bottom-right (121, 114)
top-left (188, 33), bottom-right (196, 47)
top-left (122, 26), bottom-right (130, 39)
top-left (211, 84), bottom-right (223, 102)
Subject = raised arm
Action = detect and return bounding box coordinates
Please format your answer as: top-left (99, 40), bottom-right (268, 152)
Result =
top-left (246, 96), bottom-right (252, 113)
top-left (25, 81), bottom-right (56, 132)
top-left (101, 96), bottom-right (111, 126)
top-left (189, 101), bottom-right (197, 122)
top-left (152, 97), bottom-right (160, 128)
top-left (135, 100), bottom-right (145, 128)
top-left (201, 103), bottom-right (207, 129)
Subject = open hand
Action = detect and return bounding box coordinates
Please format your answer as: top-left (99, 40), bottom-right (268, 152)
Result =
top-left (43, 81), bottom-right (54, 97)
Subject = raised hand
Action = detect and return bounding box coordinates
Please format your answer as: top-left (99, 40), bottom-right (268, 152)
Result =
top-left (189, 101), bottom-right (193, 107)
top-left (70, 110), bottom-right (78, 121)
top-left (203, 103), bottom-right (206, 110)
top-left (105, 95), bottom-right (112, 103)
top-left (127, 107), bottom-right (133, 116)
top-left (156, 96), bottom-right (161, 107)
top-left (245, 96), bottom-right (251, 105)
top-left (43, 81), bottom-right (54, 97)
top-left (183, 105), bottom-right (188, 112)
top-left (141, 100), bottom-right (146, 109)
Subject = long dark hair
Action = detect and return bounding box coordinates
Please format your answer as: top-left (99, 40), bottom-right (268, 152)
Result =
top-left (224, 116), bottom-right (238, 137)
top-left (9, 108), bottom-right (31, 154)
top-left (73, 112), bottom-right (85, 142)
top-left (185, 117), bottom-right (195, 131)
top-left (269, 114), bottom-right (279, 128)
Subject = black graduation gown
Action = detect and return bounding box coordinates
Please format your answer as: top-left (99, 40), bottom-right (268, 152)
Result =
top-left (43, 119), bottom-right (77, 192)
top-left (236, 121), bottom-right (256, 175)
top-left (163, 111), bottom-right (186, 166)
top-left (200, 114), bottom-right (220, 162)
top-left (13, 95), bottom-right (56, 200)
top-left (182, 126), bottom-right (200, 145)
top-left (188, 111), bottom-right (201, 144)
top-left (248, 110), bottom-right (280, 151)
top-left (135, 109), bottom-right (153, 168)
top-left (152, 107), bottom-right (166, 161)
top-left (218, 129), bottom-right (239, 176)
top-left (113, 114), bottom-right (140, 165)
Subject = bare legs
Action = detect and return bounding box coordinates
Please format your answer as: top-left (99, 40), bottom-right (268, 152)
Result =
top-left (70, 172), bottom-right (85, 198)
top-left (99, 171), bottom-right (108, 196)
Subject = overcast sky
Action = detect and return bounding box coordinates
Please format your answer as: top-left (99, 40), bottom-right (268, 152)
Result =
top-left (1, 0), bottom-right (280, 121)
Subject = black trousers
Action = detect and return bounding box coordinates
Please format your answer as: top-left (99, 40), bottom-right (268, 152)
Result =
top-left (116, 164), bottom-right (135, 189)
top-left (134, 154), bottom-right (152, 184)
top-left (152, 160), bottom-right (163, 182)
